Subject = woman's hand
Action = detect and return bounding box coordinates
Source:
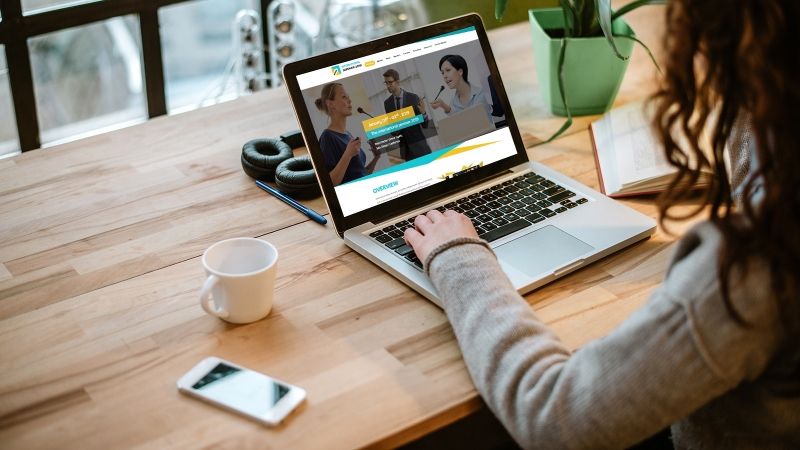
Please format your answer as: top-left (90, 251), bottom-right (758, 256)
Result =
top-left (368, 140), bottom-right (381, 159)
top-left (404, 210), bottom-right (478, 263)
top-left (430, 99), bottom-right (449, 113)
top-left (344, 137), bottom-right (362, 159)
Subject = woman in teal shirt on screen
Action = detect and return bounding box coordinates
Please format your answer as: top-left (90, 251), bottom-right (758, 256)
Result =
top-left (430, 54), bottom-right (493, 123)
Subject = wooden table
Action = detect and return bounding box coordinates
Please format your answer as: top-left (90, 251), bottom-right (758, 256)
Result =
top-left (1, 10), bottom-right (693, 449)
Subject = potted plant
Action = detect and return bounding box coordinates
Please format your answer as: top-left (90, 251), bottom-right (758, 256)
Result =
top-left (496, 0), bottom-right (664, 140)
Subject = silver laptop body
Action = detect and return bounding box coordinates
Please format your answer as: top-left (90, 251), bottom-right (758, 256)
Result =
top-left (283, 14), bottom-right (656, 307)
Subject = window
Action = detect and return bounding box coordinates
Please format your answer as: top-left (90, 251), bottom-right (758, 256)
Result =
top-left (160, 0), bottom-right (259, 114)
top-left (29, 16), bottom-right (147, 146)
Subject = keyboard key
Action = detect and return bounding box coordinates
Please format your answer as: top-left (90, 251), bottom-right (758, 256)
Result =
top-left (541, 209), bottom-right (556, 218)
top-left (482, 193), bottom-right (498, 201)
top-left (500, 205), bottom-right (514, 214)
top-left (382, 225), bottom-right (397, 232)
top-left (385, 237), bottom-right (406, 249)
top-left (525, 205), bottom-right (542, 214)
top-left (542, 186), bottom-right (564, 196)
top-left (388, 229), bottom-right (403, 238)
top-left (548, 190), bottom-right (575, 203)
top-left (465, 210), bottom-right (479, 218)
top-left (405, 253), bottom-right (423, 269)
top-left (503, 213), bottom-right (520, 222)
top-left (555, 206), bottom-right (568, 213)
top-left (576, 198), bottom-right (588, 204)
top-left (493, 217), bottom-right (510, 226)
top-left (394, 244), bottom-right (414, 256)
top-left (477, 214), bottom-right (492, 223)
top-left (522, 197), bottom-right (538, 205)
top-left (488, 210), bottom-right (503, 218)
top-left (524, 213), bottom-right (545, 223)
top-left (369, 230), bottom-right (383, 238)
top-left (375, 234), bottom-right (392, 243)
top-left (445, 202), bottom-right (457, 208)
top-left (536, 200), bottom-right (553, 208)
top-left (510, 201), bottom-right (526, 209)
top-left (565, 203), bottom-right (577, 209)
top-left (482, 222), bottom-right (498, 231)
top-left (479, 219), bottom-right (531, 242)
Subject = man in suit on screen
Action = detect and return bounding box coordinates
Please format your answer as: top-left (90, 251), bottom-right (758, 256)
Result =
top-left (382, 69), bottom-right (432, 161)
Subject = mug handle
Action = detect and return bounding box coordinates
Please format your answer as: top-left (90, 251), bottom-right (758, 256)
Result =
top-left (199, 275), bottom-right (229, 319)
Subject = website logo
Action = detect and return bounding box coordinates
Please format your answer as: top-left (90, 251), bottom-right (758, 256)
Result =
top-left (331, 65), bottom-right (342, 76)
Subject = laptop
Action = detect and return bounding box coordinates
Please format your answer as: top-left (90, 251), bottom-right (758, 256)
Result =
top-left (283, 14), bottom-right (656, 307)
top-left (436, 104), bottom-right (495, 148)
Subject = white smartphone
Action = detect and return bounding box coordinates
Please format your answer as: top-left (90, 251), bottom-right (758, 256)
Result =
top-left (177, 356), bottom-right (306, 426)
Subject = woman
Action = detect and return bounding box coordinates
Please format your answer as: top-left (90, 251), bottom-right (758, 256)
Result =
top-left (315, 82), bottom-right (379, 186)
top-left (430, 54), bottom-right (493, 123)
top-left (404, 1), bottom-right (800, 448)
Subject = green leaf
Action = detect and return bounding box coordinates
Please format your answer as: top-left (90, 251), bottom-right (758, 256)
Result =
top-left (618, 34), bottom-right (662, 73)
top-left (495, 0), bottom-right (509, 21)
top-left (546, 39), bottom-right (573, 143)
top-left (611, 0), bottom-right (666, 21)
top-left (559, 0), bottom-right (578, 37)
top-left (596, 0), bottom-right (628, 60)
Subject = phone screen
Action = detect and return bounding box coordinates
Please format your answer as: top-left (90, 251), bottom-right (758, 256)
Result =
top-left (191, 362), bottom-right (291, 417)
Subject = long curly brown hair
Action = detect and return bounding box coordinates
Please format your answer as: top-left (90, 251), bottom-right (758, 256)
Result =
top-left (652, 0), bottom-right (800, 328)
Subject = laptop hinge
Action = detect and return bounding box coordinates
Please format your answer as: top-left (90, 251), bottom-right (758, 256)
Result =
top-left (371, 169), bottom-right (515, 224)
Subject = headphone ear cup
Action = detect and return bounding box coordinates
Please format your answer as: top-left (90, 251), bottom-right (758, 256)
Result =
top-left (241, 138), bottom-right (293, 181)
top-left (274, 156), bottom-right (321, 198)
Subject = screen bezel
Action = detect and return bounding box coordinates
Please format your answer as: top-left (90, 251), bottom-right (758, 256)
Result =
top-left (282, 13), bottom-right (529, 236)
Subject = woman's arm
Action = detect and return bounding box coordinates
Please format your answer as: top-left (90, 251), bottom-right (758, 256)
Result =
top-left (365, 141), bottom-right (381, 174)
top-left (328, 137), bottom-right (361, 186)
top-left (409, 214), bottom-right (781, 449)
top-left (430, 99), bottom-right (451, 114)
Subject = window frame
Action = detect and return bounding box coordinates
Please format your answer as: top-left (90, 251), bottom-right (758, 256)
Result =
top-left (0, 0), bottom-right (273, 152)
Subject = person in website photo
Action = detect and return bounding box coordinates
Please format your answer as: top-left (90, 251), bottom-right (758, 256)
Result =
top-left (315, 82), bottom-right (380, 186)
top-left (382, 68), bottom-right (433, 161)
top-left (430, 54), bottom-right (493, 124)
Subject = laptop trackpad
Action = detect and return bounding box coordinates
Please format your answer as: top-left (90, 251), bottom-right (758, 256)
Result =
top-left (495, 225), bottom-right (594, 279)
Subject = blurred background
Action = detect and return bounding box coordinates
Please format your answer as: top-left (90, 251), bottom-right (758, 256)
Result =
top-left (0, 0), bottom-right (555, 159)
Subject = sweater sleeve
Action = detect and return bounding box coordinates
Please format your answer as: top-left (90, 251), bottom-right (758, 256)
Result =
top-left (426, 226), bottom-right (780, 450)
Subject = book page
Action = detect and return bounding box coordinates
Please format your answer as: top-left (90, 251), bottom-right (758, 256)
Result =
top-left (608, 102), bottom-right (675, 187)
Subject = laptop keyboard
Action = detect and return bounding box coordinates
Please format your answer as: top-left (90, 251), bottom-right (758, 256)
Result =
top-left (367, 172), bottom-right (589, 270)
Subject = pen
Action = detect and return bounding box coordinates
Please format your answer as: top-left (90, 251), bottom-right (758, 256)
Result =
top-left (255, 180), bottom-right (327, 225)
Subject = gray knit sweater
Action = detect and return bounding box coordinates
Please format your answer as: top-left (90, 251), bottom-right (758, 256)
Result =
top-left (425, 130), bottom-right (799, 448)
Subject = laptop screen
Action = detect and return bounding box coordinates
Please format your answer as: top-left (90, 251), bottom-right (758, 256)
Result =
top-left (293, 24), bottom-right (518, 218)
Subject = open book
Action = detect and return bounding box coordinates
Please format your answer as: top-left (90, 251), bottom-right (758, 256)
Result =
top-left (589, 102), bottom-right (712, 198)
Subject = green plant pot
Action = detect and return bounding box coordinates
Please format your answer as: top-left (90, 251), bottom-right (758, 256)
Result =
top-left (529, 8), bottom-right (635, 116)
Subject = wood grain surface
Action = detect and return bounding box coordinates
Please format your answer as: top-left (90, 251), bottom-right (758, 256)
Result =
top-left (0, 8), bottom-right (698, 449)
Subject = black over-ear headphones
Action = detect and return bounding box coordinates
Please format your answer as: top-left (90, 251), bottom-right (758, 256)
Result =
top-left (240, 131), bottom-right (320, 198)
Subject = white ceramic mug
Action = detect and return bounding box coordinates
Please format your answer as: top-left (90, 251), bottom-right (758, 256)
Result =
top-left (200, 237), bottom-right (278, 324)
